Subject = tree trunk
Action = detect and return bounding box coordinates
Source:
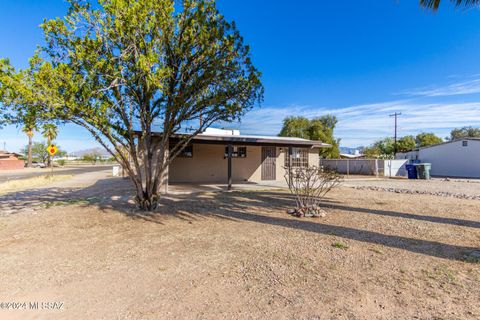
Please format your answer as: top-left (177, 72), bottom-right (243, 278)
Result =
top-left (136, 191), bottom-right (160, 211)
top-left (135, 170), bottom-right (164, 211)
top-left (27, 135), bottom-right (33, 168)
top-left (47, 138), bottom-right (52, 168)
top-left (133, 140), bottom-right (169, 212)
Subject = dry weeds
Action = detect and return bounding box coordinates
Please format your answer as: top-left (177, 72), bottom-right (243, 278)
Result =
top-left (0, 175), bottom-right (72, 195)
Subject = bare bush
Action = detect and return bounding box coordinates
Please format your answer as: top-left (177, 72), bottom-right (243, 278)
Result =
top-left (284, 165), bottom-right (342, 217)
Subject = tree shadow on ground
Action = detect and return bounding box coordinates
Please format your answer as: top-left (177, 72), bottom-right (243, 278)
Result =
top-left (325, 203), bottom-right (480, 229)
top-left (148, 190), bottom-right (478, 262)
top-left (2, 177), bottom-right (478, 261)
top-left (0, 176), bottom-right (133, 214)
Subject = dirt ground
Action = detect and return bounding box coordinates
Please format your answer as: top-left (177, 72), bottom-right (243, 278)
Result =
top-left (0, 176), bottom-right (479, 319)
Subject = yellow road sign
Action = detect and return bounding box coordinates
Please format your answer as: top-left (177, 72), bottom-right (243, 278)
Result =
top-left (47, 144), bottom-right (58, 156)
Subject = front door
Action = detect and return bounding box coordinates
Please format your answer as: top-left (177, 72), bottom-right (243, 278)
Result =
top-left (261, 147), bottom-right (276, 180)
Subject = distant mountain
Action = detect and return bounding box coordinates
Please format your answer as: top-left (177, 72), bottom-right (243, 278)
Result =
top-left (71, 147), bottom-right (110, 157)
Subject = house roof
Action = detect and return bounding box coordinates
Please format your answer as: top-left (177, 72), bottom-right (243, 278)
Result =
top-left (146, 128), bottom-right (331, 148)
top-left (416, 137), bottom-right (480, 151)
top-left (0, 151), bottom-right (22, 158)
top-left (191, 133), bottom-right (330, 148)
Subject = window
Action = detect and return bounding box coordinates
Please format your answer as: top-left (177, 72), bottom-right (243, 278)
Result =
top-left (285, 148), bottom-right (309, 167)
top-left (462, 140), bottom-right (468, 147)
top-left (225, 146), bottom-right (247, 158)
top-left (170, 143), bottom-right (193, 158)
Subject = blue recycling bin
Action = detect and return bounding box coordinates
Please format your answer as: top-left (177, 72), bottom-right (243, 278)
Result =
top-left (406, 164), bottom-right (417, 179)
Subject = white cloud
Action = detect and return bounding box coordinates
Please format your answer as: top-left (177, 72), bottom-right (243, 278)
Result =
top-left (232, 100), bottom-right (480, 147)
top-left (399, 78), bottom-right (480, 97)
top-left (3, 98), bottom-right (480, 152)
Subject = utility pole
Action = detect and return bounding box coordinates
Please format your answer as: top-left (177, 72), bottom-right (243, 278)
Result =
top-left (389, 112), bottom-right (402, 155)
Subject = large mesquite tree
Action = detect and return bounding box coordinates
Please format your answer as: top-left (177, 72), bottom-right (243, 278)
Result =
top-left (29, 0), bottom-right (263, 210)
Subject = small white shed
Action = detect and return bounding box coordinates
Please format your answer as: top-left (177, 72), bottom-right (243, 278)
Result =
top-left (397, 138), bottom-right (480, 178)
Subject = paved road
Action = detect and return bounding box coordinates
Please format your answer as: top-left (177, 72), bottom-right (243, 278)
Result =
top-left (0, 165), bottom-right (114, 183)
top-left (0, 169), bottom-right (132, 216)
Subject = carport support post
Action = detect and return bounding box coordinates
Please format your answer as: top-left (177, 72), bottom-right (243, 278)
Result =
top-left (288, 146), bottom-right (293, 188)
top-left (227, 144), bottom-right (233, 190)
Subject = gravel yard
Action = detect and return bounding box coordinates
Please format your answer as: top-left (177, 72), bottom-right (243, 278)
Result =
top-left (344, 177), bottom-right (480, 200)
top-left (0, 175), bottom-right (479, 319)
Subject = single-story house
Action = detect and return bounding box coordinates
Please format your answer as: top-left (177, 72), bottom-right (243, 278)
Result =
top-left (396, 138), bottom-right (480, 178)
top-left (148, 128), bottom-right (330, 188)
top-left (0, 151), bottom-right (24, 170)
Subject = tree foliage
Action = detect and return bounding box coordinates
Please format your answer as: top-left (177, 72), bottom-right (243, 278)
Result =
top-left (2, 0), bottom-right (263, 211)
top-left (279, 115), bottom-right (340, 158)
top-left (420, 0), bottom-right (480, 10)
top-left (449, 126), bottom-right (480, 140)
top-left (416, 132), bottom-right (443, 147)
top-left (279, 116), bottom-right (310, 139)
top-left (82, 152), bottom-right (102, 164)
top-left (364, 132), bottom-right (445, 158)
top-left (0, 56), bottom-right (49, 129)
top-left (20, 142), bottom-right (50, 163)
top-left (397, 135), bottom-right (416, 153)
top-left (41, 123), bottom-right (58, 145)
top-left (363, 137), bottom-right (395, 158)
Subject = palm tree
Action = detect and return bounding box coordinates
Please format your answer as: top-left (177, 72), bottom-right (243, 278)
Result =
top-left (42, 123), bottom-right (58, 167)
top-left (22, 125), bottom-right (35, 168)
top-left (420, 0), bottom-right (480, 10)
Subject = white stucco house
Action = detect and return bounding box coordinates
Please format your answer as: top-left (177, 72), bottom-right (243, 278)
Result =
top-left (396, 138), bottom-right (480, 178)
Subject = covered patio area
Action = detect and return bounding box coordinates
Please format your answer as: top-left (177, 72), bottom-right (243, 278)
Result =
top-left (166, 128), bottom-right (330, 191)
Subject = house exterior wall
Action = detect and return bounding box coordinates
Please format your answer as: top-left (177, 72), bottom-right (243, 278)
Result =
top-left (168, 144), bottom-right (321, 183)
top-left (169, 144), bottom-right (262, 183)
top-left (0, 159), bottom-right (25, 170)
top-left (418, 139), bottom-right (480, 178)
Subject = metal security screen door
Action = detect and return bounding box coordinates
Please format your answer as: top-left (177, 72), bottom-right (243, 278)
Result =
top-left (261, 147), bottom-right (276, 180)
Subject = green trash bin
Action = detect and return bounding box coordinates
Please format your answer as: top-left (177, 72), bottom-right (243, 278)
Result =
top-left (415, 163), bottom-right (431, 180)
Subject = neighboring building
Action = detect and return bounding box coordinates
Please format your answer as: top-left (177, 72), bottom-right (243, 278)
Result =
top-left (396, 138), bottom-right (480, 178)
top-left (56, 155), bottom-right (80, 161)
top-left (0, 151), bottom-right (24, 170)
top-left (149, 128), bottom-right (330, 186)
top-left (72, 147), bottom-right (111, 160)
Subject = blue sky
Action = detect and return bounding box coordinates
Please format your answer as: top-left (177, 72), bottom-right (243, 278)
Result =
top-left (1, 0), bottom-right (480, 152)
